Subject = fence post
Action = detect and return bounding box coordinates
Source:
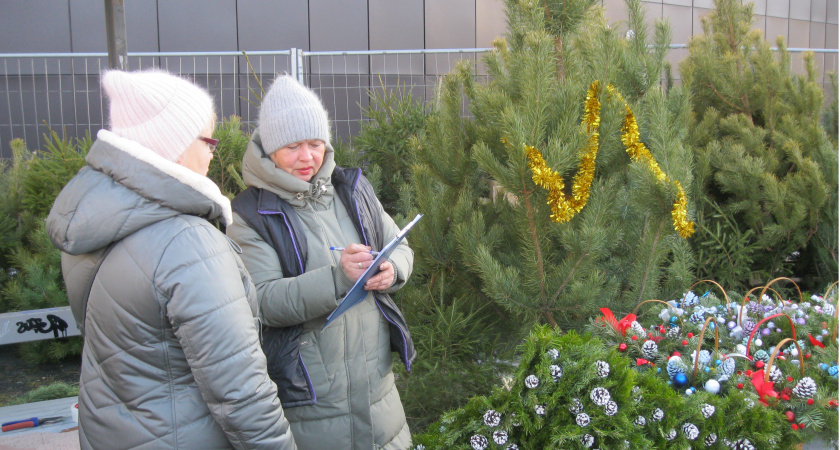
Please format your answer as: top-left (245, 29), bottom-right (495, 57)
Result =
top-left (104, 0), bottom-right (128, 70)
top-left (290, 48), bottom-right (298, 82)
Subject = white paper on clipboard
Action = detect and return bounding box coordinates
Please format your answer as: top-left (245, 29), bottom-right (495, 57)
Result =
top-left (323, 214), bottom-right (423, 328)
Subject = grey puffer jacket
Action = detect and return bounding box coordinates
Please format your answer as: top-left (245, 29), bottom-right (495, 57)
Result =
top-left (227, 131), bottom-right (413, 449)
top-left (46, 130), bottom-right (296, 450)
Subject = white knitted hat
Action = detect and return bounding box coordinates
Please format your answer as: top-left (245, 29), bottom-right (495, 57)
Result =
top-left (102, 69), bottom-right (214, 162)
top-left (258, 76), bottom-right (332, 155)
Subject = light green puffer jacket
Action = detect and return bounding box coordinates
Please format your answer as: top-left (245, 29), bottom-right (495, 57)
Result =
top-left (47, 130), bottom-right (296, 449)
top-left (227, 132), bottom-right (414, 449)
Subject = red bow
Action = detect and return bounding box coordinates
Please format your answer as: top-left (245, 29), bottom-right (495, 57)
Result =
top-left (598, 308), bottom-right (637, 336)
top-left (636, 358), bottom-right (654, 367)
top-left (808, 333), bottom-right (826, 349)
top-left (751, 369), bottom-right (779, 406)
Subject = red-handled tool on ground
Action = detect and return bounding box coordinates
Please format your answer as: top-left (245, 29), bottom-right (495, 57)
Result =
top-left (1, 416), bottom-right (63, 432)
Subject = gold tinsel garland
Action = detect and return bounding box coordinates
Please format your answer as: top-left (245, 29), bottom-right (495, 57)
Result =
top-left (522, 81), bottom-right (696, 238)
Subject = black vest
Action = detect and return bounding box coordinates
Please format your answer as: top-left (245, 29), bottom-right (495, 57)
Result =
top-left (231, 166), bottom-right (416, 407)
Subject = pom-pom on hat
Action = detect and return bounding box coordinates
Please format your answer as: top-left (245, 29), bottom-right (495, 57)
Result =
top-left (102, 69), bottom-right (214, 162)
top-left (258, 76), bottom-right (332, 155)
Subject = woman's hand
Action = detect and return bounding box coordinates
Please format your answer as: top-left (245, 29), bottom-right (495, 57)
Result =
top-left (339, 243), bottom-right (375, 282)
top-left (364, 261), bottom-right (394, 291)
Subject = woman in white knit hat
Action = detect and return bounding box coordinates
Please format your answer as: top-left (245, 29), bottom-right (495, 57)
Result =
top-left (227, 76), bottom-right (415, 449)
top-left (46, 69), bottom-right (296, 449)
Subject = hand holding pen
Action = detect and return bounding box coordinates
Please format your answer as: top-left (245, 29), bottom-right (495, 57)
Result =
top-left (333, 244), bottom-right (393, 289)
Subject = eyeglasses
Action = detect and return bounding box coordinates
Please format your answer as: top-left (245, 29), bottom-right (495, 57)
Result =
top-left (198, 136), bottom-right (219, 153)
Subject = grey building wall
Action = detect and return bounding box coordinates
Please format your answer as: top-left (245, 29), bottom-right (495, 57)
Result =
top-left (0, 0), bottom-right (837, 156)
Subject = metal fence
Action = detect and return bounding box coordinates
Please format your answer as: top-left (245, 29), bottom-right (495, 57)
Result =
top-left (0, 46), bottom-right (836, 157)
top-left (0, 48), bottom-right (491, 157)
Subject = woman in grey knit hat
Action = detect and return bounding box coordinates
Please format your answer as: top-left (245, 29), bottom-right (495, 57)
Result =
top-left (228, 76), bottom-right (416, 449)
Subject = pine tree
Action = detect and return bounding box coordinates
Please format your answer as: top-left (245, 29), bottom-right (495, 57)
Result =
top-left (681, 0), bottom-right (838, 290)
top-left (409, 0), bottom-right (696, 332)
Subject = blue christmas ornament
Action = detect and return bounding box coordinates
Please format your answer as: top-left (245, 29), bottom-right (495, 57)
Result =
top-left (704, 367), bottom-right (711, 373)
top-left (820, 363), bottom-right (829, 371)
top-left (690, 386), bottom-right (696, 392)
top-left (709, 323), bottom-right (715, 330)
top-left (715, 359), bottom-right (722, 366)
top-left (674, 373), bottom-right (688, 387)
top-left (670, 316), bottom-right (678, 324)
top-left (657, 368), bottom-right (661, 373)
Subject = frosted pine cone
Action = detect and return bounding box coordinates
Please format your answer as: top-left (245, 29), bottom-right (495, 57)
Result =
top-left (682, 291), bottom-right (699, 307)
top-left (641, 340), bottom-right (658, 360)
top-left (700, 403), bottom-right (715, 418)
top-left (728, 438), bottom-right (755, 450)
top-left (470, 435), bottom-right (488, 450)
top-left (483, 410), bottom-right (501, 427)
top-left (665, 429), bottom-right (677, 441)
top-left (719, 357), bottom-right (736, 376)
top-left (534, 404), bottom-right (546, 416)
top-left (705, 433), bottom-right (718, 446)
top-left (492, 431), bottom-right (508, 445)
top-left (753, 350), bottom-right (769, 362)
top-left (742, 319), bottom-right (756, 334)
top-left (546, 348), bottom-right (560, 360)
top-left (651, 408), bottom-right (664, 422)
top-left (549, 364), bottom-right (563, 381)
top-left (667, 357), bottom-right (687, 378)
top-left (630, 321), bottom-right (646, 337)
top-left (595, 360), bottom-right (610, 378)
top-left (576, 413), bottom-right (591, 427)
top-left (769, 365), bottom-right (783, 382)
top-left (632, 386), bottom-right (643, 402)
top-left (580, 434), bottom-right (595, 448)
top-left (692, 349), bottom-right (711, 367)
top-left (604, 401), bottom-right (618, 416)
top-left (682, 423), bottom-right (700, 440)
top-left (634, 415), bottom-right (647, 427)
top-left (569, 398), bottom-right (584, 414)
top-left (666, 326), bottom-right (681, 338)
top-left (792, 377), bottom-right (817, 398)
top-left (506, 445), bottom-right (519, 450)
top-left (689, 311), bottom-right (705, 324)
top-left (525, 374), bottom-right (540, 389)
top-left (590, 387), bottom-right (611, 406)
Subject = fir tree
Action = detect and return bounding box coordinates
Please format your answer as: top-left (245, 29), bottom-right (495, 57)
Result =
top-left (681, 0), bottom-right (838, 290)
top-left (409, 0), bottom-right (696, 332)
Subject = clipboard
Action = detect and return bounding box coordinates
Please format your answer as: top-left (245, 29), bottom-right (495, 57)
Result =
top-left (323, 213), bottom-right (423, 328)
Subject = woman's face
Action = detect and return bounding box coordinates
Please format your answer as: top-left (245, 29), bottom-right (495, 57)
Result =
top-left (269, 139), bottom-right (326, 182)
top-left (177, 122), bottom-right (215, 177)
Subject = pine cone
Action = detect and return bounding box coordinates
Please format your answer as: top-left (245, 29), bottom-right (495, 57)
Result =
top-left (665, 429), bottom-right (677, 441)
top-left (632, 386), bottom-right (643, 402)
top-left (576, 413), bottom-right (591, 427)
top-left (666, 325), bottom-right (681, 338)
top-left (483, 410), bottom-right (501, 427)
top-left (546, 348), bottom-right (559, 360)
top-left (701, 403), bottom-right (715, 418)
top-left (524, 374), bottom-right (539, 389)
top-left (631, 321), bottom-right (646, 337)
top-left (753, 349), bottom-right (769, 362)
top-left (792, 377), bottom-right (817, 398)
top-left (689, 311), bottom-right (705, 324)
top-left (590, 387), bottom-right (611, 406)
top-left (719, 357), bottom-right (736, 376)
top-left (667, 356), bottom-right (687, 378)
top-left (769, 365), bottom-right (783, 382)
top-left (728, 438), bottom-right (755, 450)
top-left (604, 401), bottom-right (618, 416)
top-left (705, 433), bottom-right (718, 446)
top-left (492, 431), bottom-right (508, 445)
top-left (651, 408), bottom-right (664, 422)
top-left (506, 445), bottom-right (519, 450)
top-left (682, 423), bottom-right (700, 440)
top-left (641, 340), bottom-right (658, 360)
top-left (634, 415), bottom-right (647, 427)
top-left (549, 364), bottom-right (563, 381)
top-left (470, 435), bottom-right (488, 450)
top-left (534, 404), bottom-right (546, 416)
top-left (569, 398), bottom-right (584, 414)
top-left (742, 319), bottom-right (756, 334)
top-left (580, 434), bottom-right (595, 448)
top-left (595, 360), bottom-right (610, 378)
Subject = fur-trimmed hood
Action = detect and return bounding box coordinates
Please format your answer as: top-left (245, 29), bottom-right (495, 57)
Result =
top-left (47, 129), bottom-right (232, 256)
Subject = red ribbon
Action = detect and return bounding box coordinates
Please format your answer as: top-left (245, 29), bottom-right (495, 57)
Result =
top-left (808, 333), bottom-right (826, 348)
top-left (636, 358), bottom-right (654, 367)
top-left (751, 369), bottom-right (779, 406)
top-left (598, 308), bottom-right (637, 336)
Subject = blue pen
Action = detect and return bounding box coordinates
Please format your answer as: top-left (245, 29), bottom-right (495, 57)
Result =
top-left (330, 246), bottom-right (379, 256)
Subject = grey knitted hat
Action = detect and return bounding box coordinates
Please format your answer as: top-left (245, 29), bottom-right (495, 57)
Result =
top-left (258, 76), bottom-right (332, 155)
